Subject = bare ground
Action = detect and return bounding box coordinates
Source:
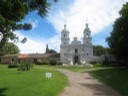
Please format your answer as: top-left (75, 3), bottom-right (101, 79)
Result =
top-left (58, 69), bottom-right (122, 96)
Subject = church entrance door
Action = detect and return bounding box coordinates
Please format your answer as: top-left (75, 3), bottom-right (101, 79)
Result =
top-left (74, 55), bottom-right (79, 65)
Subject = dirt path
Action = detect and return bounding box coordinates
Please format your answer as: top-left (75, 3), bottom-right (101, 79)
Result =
top-left (58, 69), bottom-right (122, 96)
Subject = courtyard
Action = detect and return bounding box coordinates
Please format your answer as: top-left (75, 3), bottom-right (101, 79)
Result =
top-left (0, 64), bottom-right (128, 96)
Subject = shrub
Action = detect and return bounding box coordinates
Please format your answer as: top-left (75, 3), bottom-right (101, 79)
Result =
top-left (49, 60), bottom-right (57, 66)
top-left (35, 61), bottom-right (49, 65)
top-left (90, 61), bottom-right (98, 64)
top-left (102, 57), bottom-right (109, 65)
top-left (18, 62), bottom-right (32, 71)
top-left (8, 64), bottom-right (19, 68)
top-left (57, 61), bottom-right (63, 65)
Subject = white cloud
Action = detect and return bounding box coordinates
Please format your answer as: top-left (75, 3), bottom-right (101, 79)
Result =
top-left (15, 31), bottom-right (46, 53)
top-left (14, 0), bottom-right (128, 53)
top-left (29, 20), bottom-right (38, 29)
top-left (47, 34), bottom-right (61, 52)
top-left (48, 0), bottom-right (127, 41)
top-left (14, 31), bottom-right (60, 53)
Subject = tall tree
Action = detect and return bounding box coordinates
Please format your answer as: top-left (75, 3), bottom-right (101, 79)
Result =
top-left (0, 0), bottom-right (57, 50)
top-left (45, 44), bottom-right (49, 53)
top-left (93, 45), bottom-right (107, 56)
top-left (45, 44), bottom-right (57, 54)
top-left (0, 42), bottom-right (20, 56)
top-left (106, 2), bottom-right (128, 65)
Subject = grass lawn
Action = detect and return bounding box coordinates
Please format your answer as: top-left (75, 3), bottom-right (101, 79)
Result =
top-left (42, 64), bottom-right (128, 96)
top-left (0, 64), bottom-right (68, 96)
top-left (3, 63), bottom-right (127, 96)
top-left (90, 68), bottom-right (128, 96)
top-left (55, 64), bottom-right (107, 72)
top-left (34, 65), bottom-right (93, 72)
top-left (36, 64), bottom-right (128, 96)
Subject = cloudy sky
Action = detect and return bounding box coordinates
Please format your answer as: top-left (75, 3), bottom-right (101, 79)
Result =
top-left (15, 0), bottom-right (128, 53)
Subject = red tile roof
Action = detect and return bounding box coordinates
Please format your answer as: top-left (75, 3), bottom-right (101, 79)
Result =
top-left (18, 54), bottom-right (29, 59)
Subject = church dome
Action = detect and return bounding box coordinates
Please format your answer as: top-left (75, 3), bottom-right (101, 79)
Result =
top-left (71, 36), bottom-right (81, 45)
top-left (74, 36), bottom-right (77, 41)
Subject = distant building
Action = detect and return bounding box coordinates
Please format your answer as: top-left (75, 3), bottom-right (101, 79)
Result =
top-left (60, 23), bottom-right (93, 65)
top-left (0, 53), bottom-right (60, 64)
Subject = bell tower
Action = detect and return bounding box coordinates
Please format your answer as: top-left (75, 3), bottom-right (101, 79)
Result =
top-left (83, 23), bottom-right (93, 62)
top-left (83, 23), bottom-right (92, 45)
top-left (60, 24), bottom-right (70, 63)
top-left (61, 24), bottom-right (69, 46)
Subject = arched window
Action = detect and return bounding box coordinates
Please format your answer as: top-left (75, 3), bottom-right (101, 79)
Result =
top-left (64, 34), bottom-right (66, 38)
top-left (86, 34), bottom-right (89, 38)
top-left (75, 49), bottom-right (78, 53)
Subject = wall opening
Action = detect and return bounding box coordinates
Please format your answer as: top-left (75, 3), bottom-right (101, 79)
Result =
top-left (75, 49), bottom-right (78, 53)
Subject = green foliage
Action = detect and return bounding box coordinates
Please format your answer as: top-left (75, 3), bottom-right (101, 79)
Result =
top-left (57, 66), bottom-right (91, 72)
top-left (8, 63), bottom-right (19, 68)
top-left (0, 65), bottom-right (68, 96)
top-left (45, 44), bottom-right (57, 53)
top-left (102, 56), bottom-right (109, 65)
top-left (27, 0), bottom-right (50, 17)
top-left (106, 2), bottom-right (128, 65)
top-left (0, 0), bottom-right (56, 48)
top-left (57, 61), bottom-right (63, 65)
top-left (0, 0), bottom-right (28, 48)
top-left (48, 49), bottom-right (57, 53)
top-left (90, 68), bottom-right (128, 96)
top-left (18, 62), bottom-right (33, 71)
top-left (49, 60), bottom-right (57, 66)
top-left (46, 44), bottom-right (49, 53)
top-left (55, 64), bottom-right (107, 72)
top-left (90, 61), bottom-right (98, 64)
top-left (93, 45), bottom-right (108, 56)
top-left (119, 2), bottom-right (128, 18)
top-left (0, 42), bottom-right (20, 56)
top-left (35, 61), bottom-right (49, 65)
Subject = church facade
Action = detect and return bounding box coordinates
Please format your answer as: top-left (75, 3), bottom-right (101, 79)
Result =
top-left (60, 23), bottom-right (93, 65)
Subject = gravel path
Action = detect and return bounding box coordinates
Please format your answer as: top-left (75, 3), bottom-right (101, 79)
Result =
top-left (58, 69), bottom-right (122, 96)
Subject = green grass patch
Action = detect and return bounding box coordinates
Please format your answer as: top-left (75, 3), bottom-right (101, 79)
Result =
top-left (34, 63), bottom-right (108, 72)
top-left (56, 66), bottom-right (91, 72)
top-left (90, 68), bottom-right (128, 96)
top-left (0, 64), bottom-right (68, 96)
top-left (55, 64), bottom-right (107, 72)
top-left (34, 65), bottom-right (92, 72)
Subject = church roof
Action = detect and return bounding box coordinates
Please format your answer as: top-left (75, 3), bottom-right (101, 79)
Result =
top-left (71, 37), bottom-right (81, 45)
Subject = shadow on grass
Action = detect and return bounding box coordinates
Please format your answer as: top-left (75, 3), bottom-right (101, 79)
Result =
top-left (0, 88), bottom-right (8, 96)
top-left (89, 68), bottom-right (128, 96)
top-left (79, 83), bottom-right (121, 96)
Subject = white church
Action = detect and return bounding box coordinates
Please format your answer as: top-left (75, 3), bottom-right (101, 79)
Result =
top-left (60, 23), bottom-right (93, 65)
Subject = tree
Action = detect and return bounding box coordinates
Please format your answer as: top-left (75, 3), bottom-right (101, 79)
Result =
top-left (0, 0), bottom-right (57, 50)
top-left (45, 44), bottom-right (57, 54)
top-left (46, 44), bottom-right (49, 53)
top-left (106, 2), bottom-right (128, 65)
top-left (93, 45), bottom-right (107, 56)
top-left (0, 42), bottom-right (20, 56)
top-left (48, 49), bottom-right (57, 53)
